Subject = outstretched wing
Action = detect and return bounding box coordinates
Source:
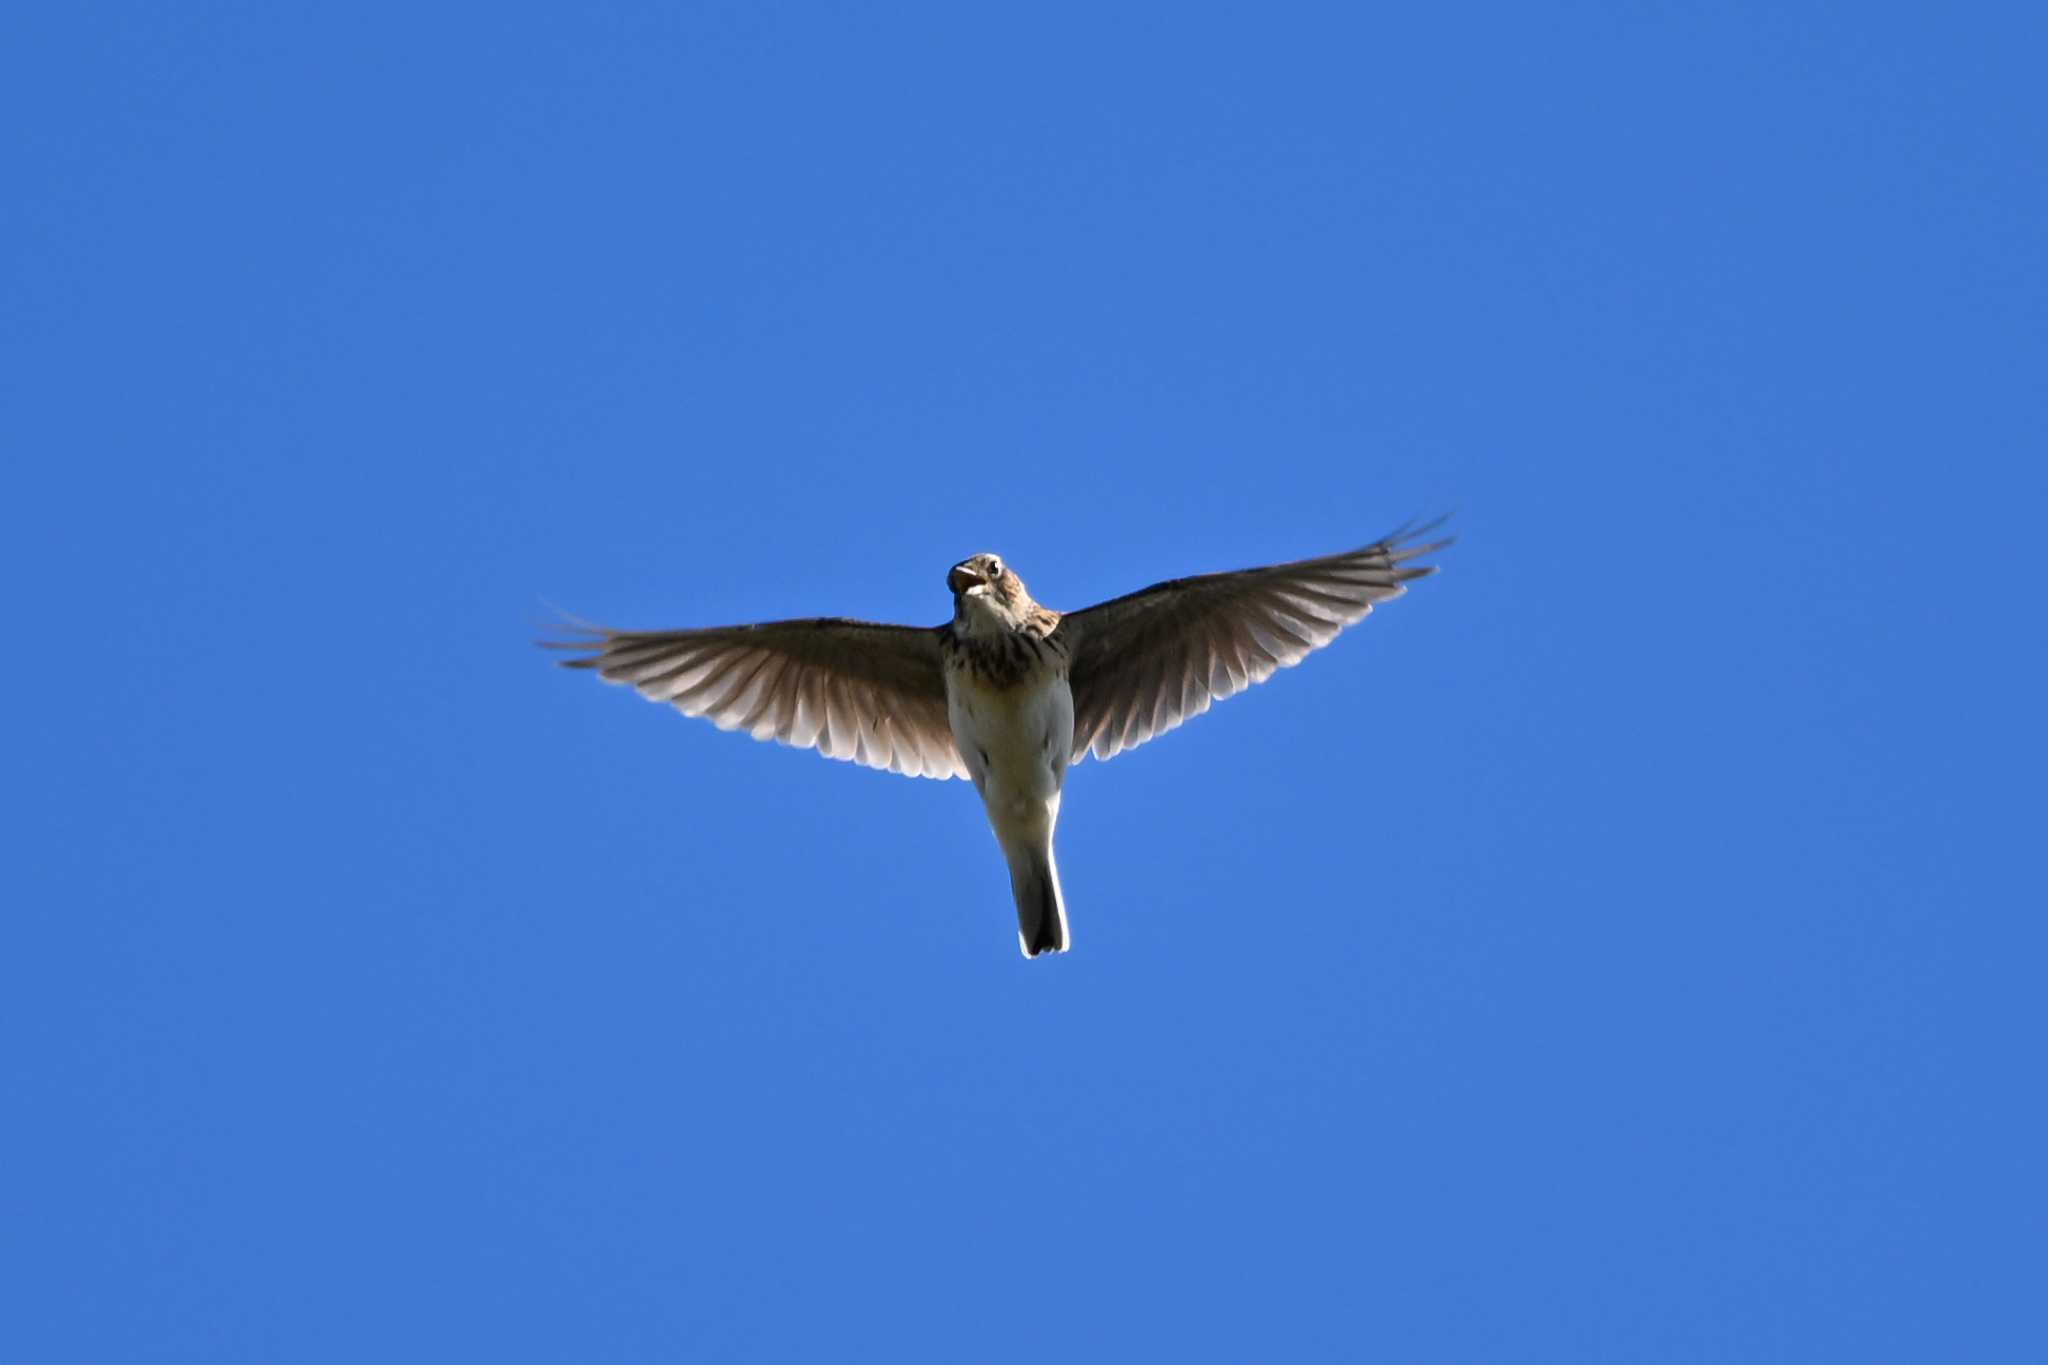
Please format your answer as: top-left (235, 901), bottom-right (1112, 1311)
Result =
top-left (545, 616), bottom-right (967, 780)
top-left (1056, 522), bottom-right (1450, 763)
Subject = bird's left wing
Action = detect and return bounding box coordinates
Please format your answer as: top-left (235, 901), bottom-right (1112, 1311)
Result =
top-left (545, 617), bottom-right (967, 779)
top-left (1055, 522), bottom-right (1449, 763)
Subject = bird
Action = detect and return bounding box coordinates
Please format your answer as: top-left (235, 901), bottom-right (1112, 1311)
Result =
top-left (545, 522), bottom-right (1449, 957)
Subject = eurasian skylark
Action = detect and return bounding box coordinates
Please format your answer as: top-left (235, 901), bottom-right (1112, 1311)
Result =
top-left (547, 522), bottom-right (1449, 956)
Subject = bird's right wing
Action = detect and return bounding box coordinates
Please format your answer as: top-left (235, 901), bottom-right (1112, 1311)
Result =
top-left (544, 616), bottom-right (968, 779)
top-left (1055, 522), bottom-right (1449, 763)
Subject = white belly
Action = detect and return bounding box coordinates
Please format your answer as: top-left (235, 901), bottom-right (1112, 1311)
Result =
top-left (947, 673), bottom-right (1074, 837)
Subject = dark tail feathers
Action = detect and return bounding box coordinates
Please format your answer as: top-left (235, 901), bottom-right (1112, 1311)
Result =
top-left (1009, 843), bottom-right (1069, 958)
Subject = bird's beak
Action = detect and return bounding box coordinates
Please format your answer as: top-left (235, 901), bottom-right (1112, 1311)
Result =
top-left (948, 565), bottom-right (984, 594)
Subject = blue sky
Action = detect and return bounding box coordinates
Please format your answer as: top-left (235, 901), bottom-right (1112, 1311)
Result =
top-left (6, 2), bottom-right (2043, 1360)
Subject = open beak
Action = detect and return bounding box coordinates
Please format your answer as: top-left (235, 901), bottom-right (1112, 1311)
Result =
top-left (948, 565), bottom-right (984, 594)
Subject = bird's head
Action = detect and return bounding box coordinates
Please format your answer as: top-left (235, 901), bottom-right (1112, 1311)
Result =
top-left (948, 552), bottom-right (1032, 628)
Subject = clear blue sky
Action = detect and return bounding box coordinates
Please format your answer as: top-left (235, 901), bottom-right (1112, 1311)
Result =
top-left (6, 2), bottom-right (2043, 1360)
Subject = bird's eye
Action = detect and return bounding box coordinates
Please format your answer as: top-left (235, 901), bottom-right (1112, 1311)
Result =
top-left (988, 559), bottom-right (1003, 579)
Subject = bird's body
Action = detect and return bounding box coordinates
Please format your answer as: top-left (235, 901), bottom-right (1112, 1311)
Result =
top-left (940, 554), bottom-right (1076, 954)
top-left (548, 524), bottom-right (1448, 957)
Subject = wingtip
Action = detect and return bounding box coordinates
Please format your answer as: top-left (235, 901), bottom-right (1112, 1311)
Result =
top-left (1374, 515), bottom-right (1454, 576)
top-left (1381, 511), bottom-right (1454, 544)
top-left (532, 601), bottom-right (617, 663)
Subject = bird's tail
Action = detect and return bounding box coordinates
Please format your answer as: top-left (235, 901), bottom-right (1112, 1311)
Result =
top-left (1008, 841), bottom-right (1069, 958)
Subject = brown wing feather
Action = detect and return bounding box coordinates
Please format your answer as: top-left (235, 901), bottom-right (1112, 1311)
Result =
top-left (545, 616), bottom-right (967, 780)
top-left (1056, 521), bottom-right (1450, 763)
